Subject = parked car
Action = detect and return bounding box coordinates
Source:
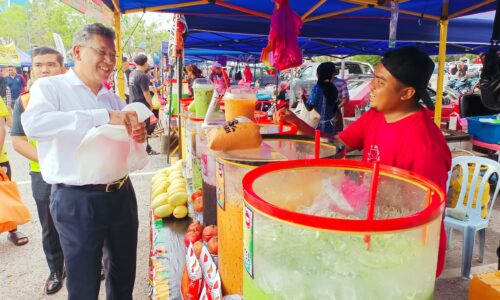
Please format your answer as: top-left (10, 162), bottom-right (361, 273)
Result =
top-left (289, 61), bottom-right (374, 105)
top-left (342, 77), bottom-right (459, 121)
top-left (296, 61), bottom-right (374, 82)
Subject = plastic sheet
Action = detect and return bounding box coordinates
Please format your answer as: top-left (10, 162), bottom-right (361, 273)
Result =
top-left (76, 103), bottom-right (153, 184)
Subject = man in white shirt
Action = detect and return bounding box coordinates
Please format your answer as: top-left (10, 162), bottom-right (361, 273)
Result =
top-left (22, 23), bottom-right (146, 300)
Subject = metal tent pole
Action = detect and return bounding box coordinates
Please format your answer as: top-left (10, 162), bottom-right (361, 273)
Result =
top-left (434, 1), bottom-right (449, 127)
top-left (177, 57), bottom-right (183, 160)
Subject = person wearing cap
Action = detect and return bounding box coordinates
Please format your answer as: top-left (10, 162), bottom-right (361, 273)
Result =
top-left (129, 54), bottom-right (158, 155)
top-left (209, 62), bottom-right (227, 94)
top-left (276, 46), bottom-right (451, 277)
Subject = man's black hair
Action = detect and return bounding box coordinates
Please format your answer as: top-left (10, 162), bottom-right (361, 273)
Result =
top-left (32, 46), bottom-right (64, 66)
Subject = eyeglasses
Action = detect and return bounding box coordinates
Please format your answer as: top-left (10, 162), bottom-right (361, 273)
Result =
top-left (80, 45), bottom-right (117, 60)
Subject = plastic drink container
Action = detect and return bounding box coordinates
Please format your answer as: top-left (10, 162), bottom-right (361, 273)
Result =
top-left (223, 86), bottom-right (257, 121)
top-left (216, 135), bottom-right (343, 295)
top-left (193, 78), bottom-right (215, 118)
top-left (242, 159), bottom-right (446, 300)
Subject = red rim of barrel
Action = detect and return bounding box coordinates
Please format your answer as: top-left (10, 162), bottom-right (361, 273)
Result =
top-left (242, 159), bottom-right (445, 233)
top-left (255, 119), bottom-right (298, 135)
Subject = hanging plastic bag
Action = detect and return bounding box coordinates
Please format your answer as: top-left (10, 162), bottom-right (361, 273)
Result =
top-left (0, 169), bottom-right (31, 233)
top-left (152, 94), bottom-right (162, 110)
top-left (75, 102), bottom-right (153, 184)
top-left (261, 0), bottom-right (303, 71)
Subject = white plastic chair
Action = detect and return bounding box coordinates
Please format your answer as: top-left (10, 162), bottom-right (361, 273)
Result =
top-left (445, 156), bottom-right (500, 279)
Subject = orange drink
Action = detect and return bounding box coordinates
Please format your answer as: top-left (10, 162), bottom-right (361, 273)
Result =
top-left (223, 86), bottom-right (257, 121)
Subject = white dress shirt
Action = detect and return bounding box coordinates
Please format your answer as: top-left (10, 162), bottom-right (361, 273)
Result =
top-left (21, 69), bottom-right (125, 185)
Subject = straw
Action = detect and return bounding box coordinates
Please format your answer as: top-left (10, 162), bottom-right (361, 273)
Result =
top-left (314, 130), bottom-right (321, 159)
top-left (421, 189), bottom-right (432, 245)
top-left (364, 161), bottom-right (380, 250)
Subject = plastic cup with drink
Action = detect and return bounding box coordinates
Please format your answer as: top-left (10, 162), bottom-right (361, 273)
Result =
top-left (223, 86), bottom-right (257, 121)
top-left (193, 78), bottom-right (215, 118)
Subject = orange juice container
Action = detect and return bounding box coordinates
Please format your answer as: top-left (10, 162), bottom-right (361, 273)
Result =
top-left (215, 135), bottom-right (343, 295)
top-left (223, 86), bottom-right (257, 121)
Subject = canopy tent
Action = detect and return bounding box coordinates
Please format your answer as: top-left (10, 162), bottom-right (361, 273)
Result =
top-left (185, 29), bottom-right (491, 57)
top-left (17, 48), bottom-right (32, 67)
top-left (104, 0), bottom-right (494, 20)
top-left (184, 48), bottom-right (261, 60)
top-left (104, 0), bottom-right (496, 126)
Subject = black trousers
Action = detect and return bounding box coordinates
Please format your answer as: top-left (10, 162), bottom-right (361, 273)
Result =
top-left (145, 109), bottom-right (159, 153)
top-left (31, 172), bottom-right (64, 273)
top-left (50, 179), bottom-right (138, 300)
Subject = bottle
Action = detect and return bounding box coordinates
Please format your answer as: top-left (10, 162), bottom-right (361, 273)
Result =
top-left (448, 112), bottom-right (459, 131)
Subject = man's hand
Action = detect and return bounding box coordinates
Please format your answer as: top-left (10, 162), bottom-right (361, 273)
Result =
top-left (131, 123), bottom-right (147, 143)
top-left (108, 111), bottom-right (147, 143)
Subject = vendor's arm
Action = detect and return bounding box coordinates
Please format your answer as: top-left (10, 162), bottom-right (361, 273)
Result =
top-left (274, 108), bottom-right (315, 137)
top-left (335, 111), bottom-right (369, 153)
top-left (11, 100), bottom-right (38, 161)
top-left (22, 80), bottom-right (110, 140)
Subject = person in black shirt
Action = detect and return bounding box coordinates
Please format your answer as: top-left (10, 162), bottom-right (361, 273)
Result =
top-left (129, 54), bottom-right (158, 155)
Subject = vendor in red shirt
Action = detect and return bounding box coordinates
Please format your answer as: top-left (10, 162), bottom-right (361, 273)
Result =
top-left (276, 46), bottom-right (451, 277)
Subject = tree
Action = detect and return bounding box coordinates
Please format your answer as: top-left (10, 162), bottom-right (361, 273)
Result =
top-left (349, 55), bottom-right (382, 67)
top-left (0, 1), bottom-right (169, 57)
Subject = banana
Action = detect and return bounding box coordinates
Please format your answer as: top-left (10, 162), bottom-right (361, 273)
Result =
top-left (173, 205), bottom-right (188, 218)
top-left (151, 182), bottom-right (169, 199)
top-left (151, 193), bottom-right (169, 209)
top-left (168, 191), bottom-right (188, 207)
top-left (152, 173), bottom-right (168, 184)
top-left (152, 179), bottom-right (170, 193)
top-left (167, 182), bottom-right (186, 195)
top-left (154, 204), bottom-right (174, 218)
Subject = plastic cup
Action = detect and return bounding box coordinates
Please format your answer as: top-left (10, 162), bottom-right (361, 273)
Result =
top-left (223, 86), bottom-right (257, 121)
top-left (193, 78), bottom-right (215, 118)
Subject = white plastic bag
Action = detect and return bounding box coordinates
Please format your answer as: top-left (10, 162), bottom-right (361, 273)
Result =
top-left (75, 103), bottom-right (153, 184)
top-left (295, 100), bottom-right (320, 128)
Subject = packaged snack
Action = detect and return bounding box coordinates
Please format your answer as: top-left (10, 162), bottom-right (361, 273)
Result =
top-left (208, 117), bottom-right (262, 151)
top-left (200, 246), bottom-right (219, 297)
top-left (180, 243), bottom-right (202, 300)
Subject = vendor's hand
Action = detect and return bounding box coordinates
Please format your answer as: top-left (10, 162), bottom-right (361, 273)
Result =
top-left (273, 107), bottom-right (299, 124)
top-left (108, 111), bottom-right (140, 136)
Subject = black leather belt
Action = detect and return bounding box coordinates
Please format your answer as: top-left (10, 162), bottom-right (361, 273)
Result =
top-left (57, 175), bottom-right (129, 193)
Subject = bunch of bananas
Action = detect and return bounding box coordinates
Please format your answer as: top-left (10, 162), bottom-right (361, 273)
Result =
top-left (151, 160), bottom-right (188, 219)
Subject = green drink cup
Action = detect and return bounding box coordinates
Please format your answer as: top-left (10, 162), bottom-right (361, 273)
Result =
top-left (193, 78), bottom-right (215, 118)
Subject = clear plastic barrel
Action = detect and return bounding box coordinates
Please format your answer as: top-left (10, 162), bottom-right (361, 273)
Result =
top-left (216, 137), bottom-right (343, 295)
top-left (242, 159), bottom-right (445, 300)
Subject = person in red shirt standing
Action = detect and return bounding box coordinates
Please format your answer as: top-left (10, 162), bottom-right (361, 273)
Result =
top-left (276, 46), bottom-right (451, 277)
